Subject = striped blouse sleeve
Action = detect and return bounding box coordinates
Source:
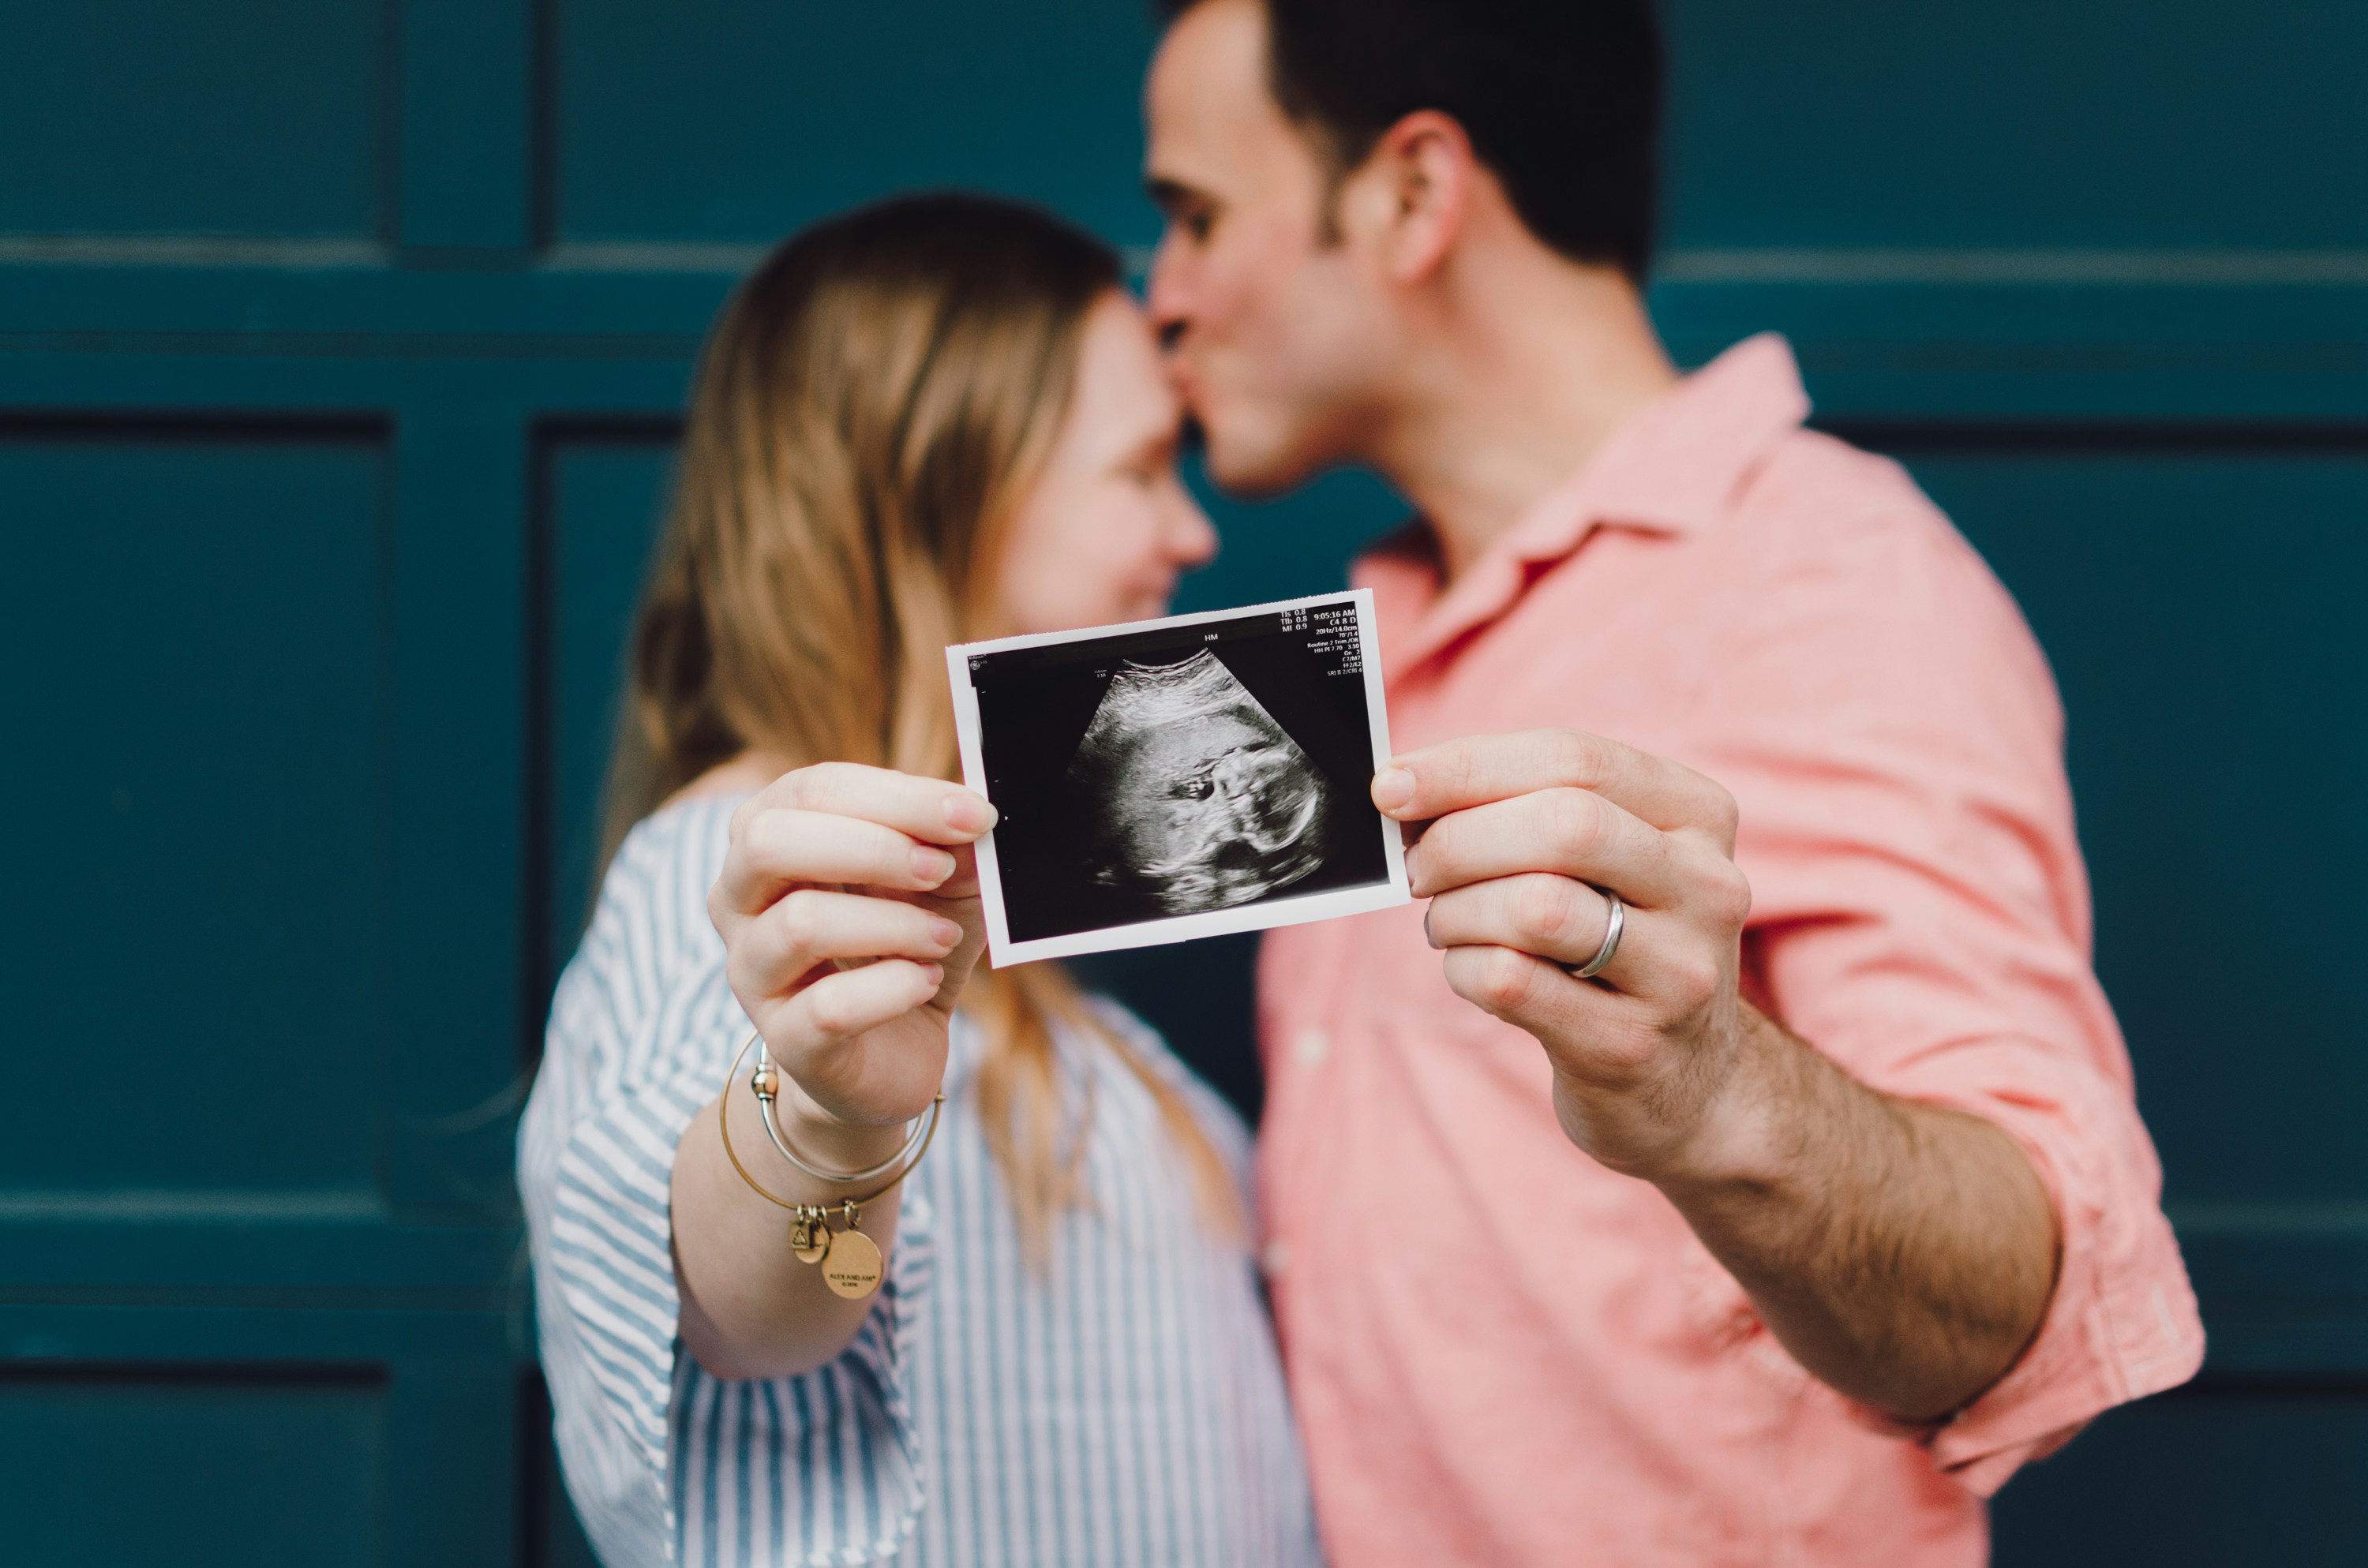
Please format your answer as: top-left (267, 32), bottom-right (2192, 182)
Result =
top-left (520, 801), bottom-right (936, 1567)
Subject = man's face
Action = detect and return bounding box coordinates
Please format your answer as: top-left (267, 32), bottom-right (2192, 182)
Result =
top-left (1144, 0), bottom-right (1395, 496)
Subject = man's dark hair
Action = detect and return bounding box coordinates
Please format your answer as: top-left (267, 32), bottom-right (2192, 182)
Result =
top-left (1157, 0), bottom-right (1664, 279)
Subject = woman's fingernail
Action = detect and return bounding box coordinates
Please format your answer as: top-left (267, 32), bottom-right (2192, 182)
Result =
top-left (928, 916), bottom-right (962, 949)
top-left (912, 846), bottom-right (957, 883)
top-left (1372, 765), bottom-right (1415, 813)
top-left (944, 791), bottom-right (997, 833)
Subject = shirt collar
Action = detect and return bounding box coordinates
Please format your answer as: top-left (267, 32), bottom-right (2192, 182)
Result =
top-left (1360, 333), bottom-right (1812, 683)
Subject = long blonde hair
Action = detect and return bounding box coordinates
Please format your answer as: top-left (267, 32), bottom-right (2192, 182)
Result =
top-left (607, 193), bottom-right (1233, 1258)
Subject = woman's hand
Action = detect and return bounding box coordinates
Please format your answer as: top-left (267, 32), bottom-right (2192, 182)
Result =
top-left (708, 763), bottom-right (997, 1161)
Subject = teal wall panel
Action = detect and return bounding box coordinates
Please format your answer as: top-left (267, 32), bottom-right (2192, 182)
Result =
top-left (399, 0), bottom-right (536, 253)
top-left (541, 435), bottom-right (676, 979)
top-left (1662, 0), bottom-right (2368, 250)
top-left (1992, 1383), bottom-right (2368, 1566)
top-left (0, 1367), bottom-right (384, 1567)
top-left (0, 1), bottom-right (388, 241)
top-left (553, 0), bottom-right (1164, 246)
top-left (0, 0), bottom-right (2360, 1562)
top-left (1893, 442), bottom-right (2368, 1208)
top-left (0, 429), bottom-right (388, 1195)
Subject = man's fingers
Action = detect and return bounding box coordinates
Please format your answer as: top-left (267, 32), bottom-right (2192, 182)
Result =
top-left (1436, 945), bottom-right (1664, 1082)
top-left (1425, 874), bottom-right (1619, 969)
top-left (1374, 728), bottom-right (1737, 845)
top-left (1403, 787), bottom-right (1685, 908)
top-left (1426, 876), bottom-right (1733, 1005)
top-left (733, 889), bottom-right (961, 995)
top-left (730, 762), bottom-right (995, 849)
top-left (718, 808), bottom-right (960, 915)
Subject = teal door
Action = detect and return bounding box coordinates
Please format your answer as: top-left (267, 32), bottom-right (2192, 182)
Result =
top-left (2, 2), bottom-right (2360, 1563)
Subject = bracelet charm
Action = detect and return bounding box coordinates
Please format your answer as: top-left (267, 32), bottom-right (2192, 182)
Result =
top-left (820, 1220), bottom-right (885, 1298)
top-left (717, 1030), bottom-right (942, 1300)
top-left (789, 1207), bottom-right (831, 1266)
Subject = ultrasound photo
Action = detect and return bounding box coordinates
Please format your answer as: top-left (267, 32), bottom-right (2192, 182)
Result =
top-left (950, 590), bottom-right (1411, 966)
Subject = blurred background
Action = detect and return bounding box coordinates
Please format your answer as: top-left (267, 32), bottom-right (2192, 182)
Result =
top-left (2, 1), bottom-right (2363, 1562)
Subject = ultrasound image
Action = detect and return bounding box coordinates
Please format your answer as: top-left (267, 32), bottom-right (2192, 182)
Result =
top-left (966, 598), bottom-right (1391, 948)
top-left (1069, 650), bottom-right (1330, 916)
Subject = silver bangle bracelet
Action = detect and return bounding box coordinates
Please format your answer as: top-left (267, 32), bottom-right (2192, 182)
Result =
top-left (747, 1033), bottom-right (939, 1185)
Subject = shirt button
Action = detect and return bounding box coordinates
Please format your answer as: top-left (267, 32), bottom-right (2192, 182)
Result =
top-left (1262, 1241), bottom-right (1291, 1277)
top-left (1291, 1027), bottom-right (1329, 1067)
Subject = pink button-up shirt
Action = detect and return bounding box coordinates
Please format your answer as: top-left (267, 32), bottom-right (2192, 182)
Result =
top-left (1257, 335), bottom-right (2204, 1567)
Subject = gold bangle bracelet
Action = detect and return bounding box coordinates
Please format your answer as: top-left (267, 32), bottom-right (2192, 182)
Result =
top-left (754, 1038), bottom-right (937, 1184)
top-left (716, 1030), bottom-right (943, 1212)
top-left (713, 1029), bottom-right (944, 1300)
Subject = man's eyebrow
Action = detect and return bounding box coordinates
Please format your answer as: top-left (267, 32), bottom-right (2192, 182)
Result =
top-left (1144, 175), bottom-right (1206, 215)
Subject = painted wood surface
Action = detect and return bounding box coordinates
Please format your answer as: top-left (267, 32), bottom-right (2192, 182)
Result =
top-left (2, 2), bottom-right (2361, 1561)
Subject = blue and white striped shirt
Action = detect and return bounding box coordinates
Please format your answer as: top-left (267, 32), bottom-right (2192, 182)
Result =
top-left (520, 796), bottom-right (1321, 1567)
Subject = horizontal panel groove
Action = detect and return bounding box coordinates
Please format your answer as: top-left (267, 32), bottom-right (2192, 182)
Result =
top-left (0, 329), bottom-right (703, 363)
top-left (0, 409), bottom-right (389, 443)
top-left (4, 266), bottom-right (2362, 355)
top-left (0, 1359), bottom-right (385, 1388)
top-left (1822, 419), bottom-right (2368, 455)
top-left (1662, 247), bottom-right (2368, 286)
top-left (0, 1301), bottom-right (523, 1362)
top-left (2175, 1203), bottom-right (2368, 1235)
top-left (0, 1191), bottom-right (383, 1222)
top-left (0, 237), bottom-right (392, 269)
top-left (534, 412), bottom-right (680, 445)
top-left (0, 1285), bottom-right (517, 1314)
top-left (541, 241), bottom-right (766, 273)
top-left (2178, 1369), bottom-right (2368, 1398)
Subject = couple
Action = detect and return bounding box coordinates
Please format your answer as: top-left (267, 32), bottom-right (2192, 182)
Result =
top-left (521, 2), bottom-right (2201, 1565)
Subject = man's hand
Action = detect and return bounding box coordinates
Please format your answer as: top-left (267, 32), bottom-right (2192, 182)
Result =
top-left (1373, 728), bottom-right (1755, 1181)
top-left (1374, 729), bottom-right (2059, 1421)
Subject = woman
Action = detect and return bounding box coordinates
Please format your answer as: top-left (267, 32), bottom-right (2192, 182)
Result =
top-left (519, 193), bottom-right (1321, 1568)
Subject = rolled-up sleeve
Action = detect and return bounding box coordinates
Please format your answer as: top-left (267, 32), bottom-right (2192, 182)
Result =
top-left (519, 804), bottom-right (934, 1566)
top-left (1699, 493), bottom-right (2205, 1494)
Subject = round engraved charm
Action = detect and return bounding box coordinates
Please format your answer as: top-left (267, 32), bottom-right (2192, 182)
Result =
top-left (819, 1227), bottom-right (885, 1299)
top-left (789, 1214), bottom-right (830, 1267)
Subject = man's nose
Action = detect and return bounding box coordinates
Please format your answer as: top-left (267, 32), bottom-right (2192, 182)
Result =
top-left (1145, 235), bottom-right (1191, 348)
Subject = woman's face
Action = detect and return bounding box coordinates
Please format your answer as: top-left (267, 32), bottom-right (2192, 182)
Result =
top-left (991, 291), bottom-right (1219, 635)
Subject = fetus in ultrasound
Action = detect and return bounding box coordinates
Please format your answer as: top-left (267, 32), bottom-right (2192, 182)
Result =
top-left (1069, 650), bottom-right (1329, 915)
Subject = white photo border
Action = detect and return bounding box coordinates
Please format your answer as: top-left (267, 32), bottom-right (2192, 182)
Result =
top-left (946, 588), bottom-right (1411, 967)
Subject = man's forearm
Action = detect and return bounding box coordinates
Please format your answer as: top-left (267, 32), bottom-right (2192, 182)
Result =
top-left (1646, 1005), bottom-right (2059, 1421)
top-left (1373, 731), bottom-right (2063, 1423)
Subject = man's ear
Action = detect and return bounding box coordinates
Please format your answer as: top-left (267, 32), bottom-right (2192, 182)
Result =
top-left (1340, 110), bottom-right (1474, 284)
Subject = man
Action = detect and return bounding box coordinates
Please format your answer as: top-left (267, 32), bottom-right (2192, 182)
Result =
top-left (1142, 2), bottom-right (2201, 1562)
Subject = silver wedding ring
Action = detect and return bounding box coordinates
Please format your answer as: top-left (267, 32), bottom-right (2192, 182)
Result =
top-left (1567, 889), bottom-right (1624, 979)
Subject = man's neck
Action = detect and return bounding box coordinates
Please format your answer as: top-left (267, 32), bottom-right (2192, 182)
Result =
top-left (1368, 253), bottom-right (1680, 585)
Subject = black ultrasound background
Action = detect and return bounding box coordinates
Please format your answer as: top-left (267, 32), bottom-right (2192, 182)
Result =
top-left (969, 608), bottom-right (1389, 945)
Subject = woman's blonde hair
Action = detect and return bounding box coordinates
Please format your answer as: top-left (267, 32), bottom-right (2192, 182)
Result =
top-left (605, 193), bottom-right (1234, 1259)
